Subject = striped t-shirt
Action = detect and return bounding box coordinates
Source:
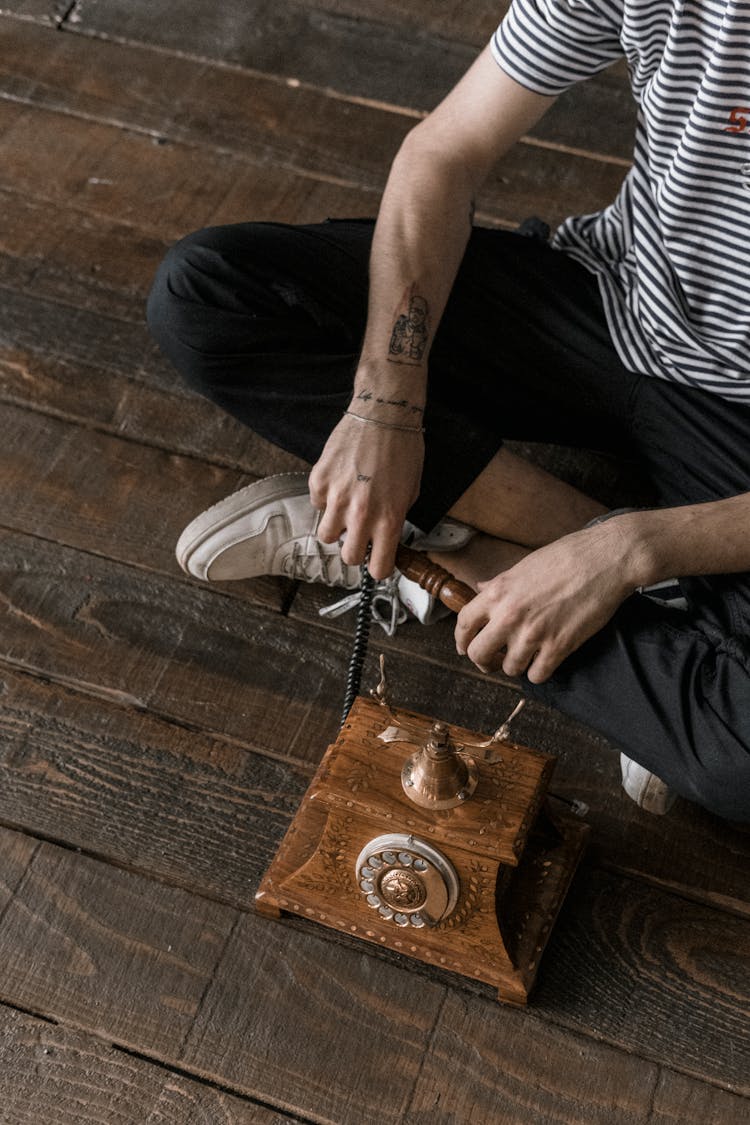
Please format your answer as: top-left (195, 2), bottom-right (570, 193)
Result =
top-left (491, 0), bottom-right (750, 402)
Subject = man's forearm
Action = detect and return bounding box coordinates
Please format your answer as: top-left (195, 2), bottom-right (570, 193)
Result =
top-left (352, 130), bottom-right (478, 420)
top-left (614, 495), bottom-right (750, 586)
top-left (349, 49), bottom-right (555, 422)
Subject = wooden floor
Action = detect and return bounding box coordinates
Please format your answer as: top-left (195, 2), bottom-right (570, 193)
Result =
top-left (0, 2), bottom-right (748, 1122)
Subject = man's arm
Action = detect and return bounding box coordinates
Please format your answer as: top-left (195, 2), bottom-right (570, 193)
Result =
top-left (309, 47), bottom-right (556, 579)
top-left (456, 495), bottom-right (750, 683)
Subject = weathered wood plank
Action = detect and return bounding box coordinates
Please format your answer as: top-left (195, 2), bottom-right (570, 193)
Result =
top-left (0, 321), bottom-right (306, 479)
top-left (0, 667), bottom-right (310, 909)
top-left (59, 0), bottom-right (636, 160)
top-left (0, 838), bottom-right (238, 1054)
top-left (1, 831), bottom-right (747, 1099)
top-left (0, 99), bottom-right (381, 243)
top-left (0, 283), bottom-right (307, 480)
top-left (0, 14), bottom-right (635, 200)
top-left (0, 840), bottom-right (445, 1123)
top-left (649, 1068), bottom-right (750, 1125)
top-left (0, 1003), bottom-right (299, 1125)
top-left (321, 0), bottom-right (507, 45)
top-left (408, 989), bottom-right (750, 1124)
top-left (0, 86), bottom-right (624, 242)
top-left (536, 864), bottom-right (750, 1094)
top-left (0, 186), bottom-right (170, 320)
top-left (0, 401), bottom-right (289, 612)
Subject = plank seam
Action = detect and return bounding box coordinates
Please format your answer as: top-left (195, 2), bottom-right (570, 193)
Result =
top-left (0, 822), bottom-right (748, 1096)
top-left (401, 987), bottom-right (448, 1121)
top-left (0, 837), bottom-right (41, 933)
top-left (54, 2), bottom-right (79, 27)
top-left (0, 813), bottom-right (272, 922)
top-left (0, 997), bottom-right (316, 1123)
top-left (0, 651), bottom-right (317, 775)
top-left (0, 90), bottom-right (385, 194)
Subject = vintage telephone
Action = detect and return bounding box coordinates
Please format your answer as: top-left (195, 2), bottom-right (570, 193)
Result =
top-left (255, 547), bottom-right (589, 1004)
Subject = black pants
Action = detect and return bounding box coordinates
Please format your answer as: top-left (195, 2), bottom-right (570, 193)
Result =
top-left (147, 219), bottom-right (750, 821)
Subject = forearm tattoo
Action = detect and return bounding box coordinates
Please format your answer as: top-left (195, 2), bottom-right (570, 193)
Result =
top-left (388, 283), bottom-right (430, 366)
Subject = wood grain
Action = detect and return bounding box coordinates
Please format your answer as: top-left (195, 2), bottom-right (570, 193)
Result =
top-left (0, 667), bottom-right (310, 909)
top-left (0, 1003), bottom-right (298, 1124)
top-left (0, 289), bottom-right (307, 477)
top-left (536, 862), bottom-right (750, 1093)
top-left (0, 838), bottom-right (238, 1054)
top-left (58, 0), bottom-right (636, 160)
top-left (0, 401), bottom-right (289, 611)
top-left (0, 828), bottom-right (748, 1102)
top-left (0, 98), bottom-right (381, 244)
top-left (408, 989), bottom-right (750, 1124)
top-left (0, 22), bottom-right (628, 233)
top-left (0, 828), bottom-right (37, 914)
top-left (0, 838), bottom-right (445, 1124)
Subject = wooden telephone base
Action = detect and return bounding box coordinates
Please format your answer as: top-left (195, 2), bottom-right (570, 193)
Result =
top-left (256, 696), bottom-right (588, 1005)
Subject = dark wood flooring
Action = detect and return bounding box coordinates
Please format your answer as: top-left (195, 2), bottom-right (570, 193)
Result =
top-left (0, 3), bottom-right (748, 1122)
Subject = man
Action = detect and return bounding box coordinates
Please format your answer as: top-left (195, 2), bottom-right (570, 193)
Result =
top-left (147, 0), bottom-right (750, 822)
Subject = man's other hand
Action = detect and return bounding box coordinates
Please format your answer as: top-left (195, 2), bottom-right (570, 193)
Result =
top-left (455, 523), bottom-right (637, 682)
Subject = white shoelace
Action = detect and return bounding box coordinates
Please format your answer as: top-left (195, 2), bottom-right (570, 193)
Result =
top-left (282, 538), bottom-right (356, 587)
top-left (318, 573), bottom-right (408, 636)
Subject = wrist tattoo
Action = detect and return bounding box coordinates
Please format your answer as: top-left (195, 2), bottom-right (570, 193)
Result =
top-left (356, 389), bottom-right (424, 415)
top-left (356, 472), bottom-right (371, 483)
top-left (388, 284), bottom-right (430, 366)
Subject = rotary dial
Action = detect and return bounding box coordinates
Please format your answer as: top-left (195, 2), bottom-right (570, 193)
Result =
top-left (354, 832), bottom-right (459, 927)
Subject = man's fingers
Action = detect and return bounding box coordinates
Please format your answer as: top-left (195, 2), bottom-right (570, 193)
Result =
top-left (368, 523), bottom-right (400, 580)
top-left (340, 522), bottom-right (370, 568)
top-left (501, 636), bottom-right (539, 678)
top-left (526, 647), bottom-right (563, 684)
top-left (317, 503), bottom-right (346, 544)
top-left (455, 600), bottom-right (489, 656)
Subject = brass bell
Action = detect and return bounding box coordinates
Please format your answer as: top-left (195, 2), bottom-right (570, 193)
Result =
top-left (400, 721), bottom-right (478, 809)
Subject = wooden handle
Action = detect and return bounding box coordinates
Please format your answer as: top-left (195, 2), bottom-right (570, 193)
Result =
top-left (395, 545), bottom-right (476, 613)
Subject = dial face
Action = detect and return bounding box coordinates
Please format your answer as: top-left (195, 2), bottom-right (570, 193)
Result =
top-left (354, 833), bottom-right (459, 927)
top-left (380, 868), bottom-right (427, 911)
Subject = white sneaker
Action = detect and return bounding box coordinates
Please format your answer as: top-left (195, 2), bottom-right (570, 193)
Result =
top-left (620, 753), bottom-right (676, 814)
top-left (176, 473), bottom-right (362, 586)
top-left (176, 472), bottom-right (473, 630)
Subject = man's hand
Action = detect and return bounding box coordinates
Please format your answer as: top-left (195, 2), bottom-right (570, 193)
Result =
top-left (309, 412), bottom-right (424, 580)
top-left (455, 523), bottom-right (637, 682)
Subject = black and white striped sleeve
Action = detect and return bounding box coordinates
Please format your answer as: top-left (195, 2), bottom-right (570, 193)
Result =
top-left (491, 0), bottom-right (625, 96)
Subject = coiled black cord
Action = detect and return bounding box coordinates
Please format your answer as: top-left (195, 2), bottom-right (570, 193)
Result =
top-left (339, 563), bottom-right (375, 728)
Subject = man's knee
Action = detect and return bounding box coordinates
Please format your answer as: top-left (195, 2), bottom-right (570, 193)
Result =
top-left (146, 225), bottom-right (254, 393)
top-left (146, 228), bottom-right (217, 349)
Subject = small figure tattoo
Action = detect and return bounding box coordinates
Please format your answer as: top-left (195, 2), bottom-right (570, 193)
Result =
top-left (388, 286), bottom-right (430, 365)
top-left (356, 472), bottom-right (371, 482)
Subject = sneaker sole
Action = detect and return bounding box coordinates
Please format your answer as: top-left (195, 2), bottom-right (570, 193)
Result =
top-left (175, 471), bottom-right (311, 578)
